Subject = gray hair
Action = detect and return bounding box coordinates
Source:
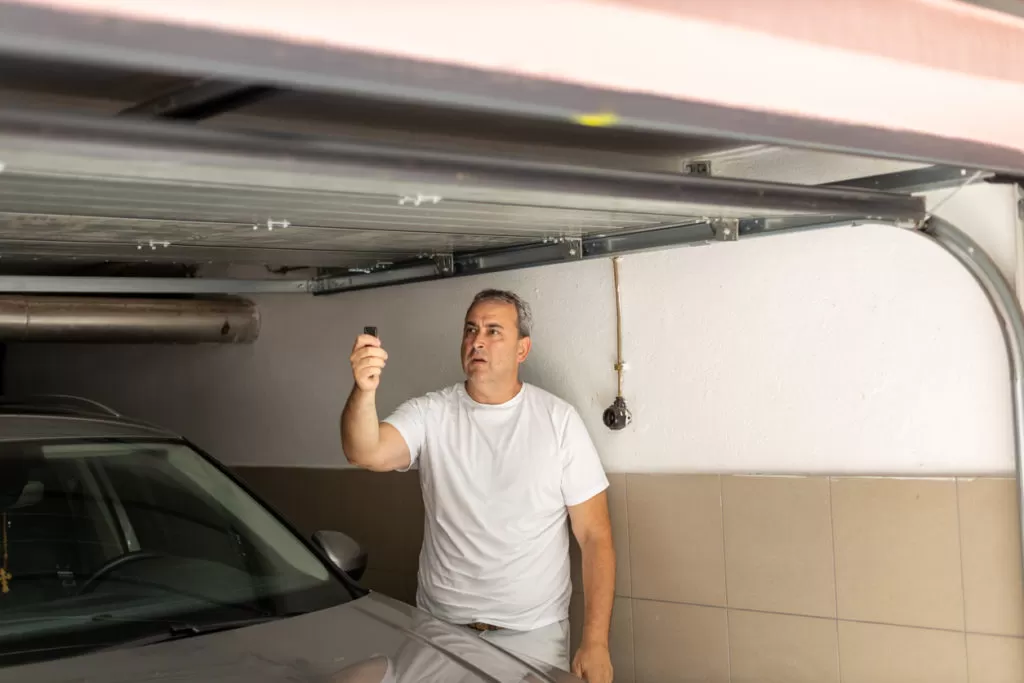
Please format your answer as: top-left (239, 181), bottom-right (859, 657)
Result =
top-left (469, 289), bottom-right (533, 338)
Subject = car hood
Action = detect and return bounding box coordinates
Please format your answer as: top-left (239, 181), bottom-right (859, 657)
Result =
top-left (4, 592), bottom-right (580, 683)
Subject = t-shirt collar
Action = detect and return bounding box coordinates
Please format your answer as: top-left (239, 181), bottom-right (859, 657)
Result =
top-left (458, 381), bottom-right (527, 409)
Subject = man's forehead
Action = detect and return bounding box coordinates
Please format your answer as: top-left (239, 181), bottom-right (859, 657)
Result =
top-left (465, 300), bottom-right (516, 323)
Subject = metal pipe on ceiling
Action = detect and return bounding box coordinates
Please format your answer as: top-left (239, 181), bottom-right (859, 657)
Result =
top-left (0, 276), bottom-right (309, 295)
top-left (0, 296), bottom-right (260, 343)
top-left (921, 216), bottom-right (1024, 600)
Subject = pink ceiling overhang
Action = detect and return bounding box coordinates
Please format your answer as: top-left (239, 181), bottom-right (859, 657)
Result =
top-left (7, 0), bottom-right (1024, 155)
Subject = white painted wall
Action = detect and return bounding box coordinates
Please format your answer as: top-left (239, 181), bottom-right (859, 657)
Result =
top-left (5, 183), bottom-right (1021, 475)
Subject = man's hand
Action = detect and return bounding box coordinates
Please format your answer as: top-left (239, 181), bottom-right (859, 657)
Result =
top-left (350, 333), bottom-right (388, 392)
top-left (572, 642), bottom-right (613, 683)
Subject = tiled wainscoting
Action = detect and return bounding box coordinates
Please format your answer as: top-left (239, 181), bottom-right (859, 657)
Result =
top-left (235, 467), bottom-right (1024, 683)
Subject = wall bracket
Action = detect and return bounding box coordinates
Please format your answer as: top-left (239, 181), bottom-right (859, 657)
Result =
top-left (711, 218), bottom-right (740, 241)
top-left (433, 253), bottom-right (454, 276)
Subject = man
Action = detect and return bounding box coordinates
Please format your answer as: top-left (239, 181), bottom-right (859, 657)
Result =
top-left (340, 289), bottom-right (614, 683)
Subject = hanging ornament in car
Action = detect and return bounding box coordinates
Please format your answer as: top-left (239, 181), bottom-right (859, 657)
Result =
top-left (1, 513), bottom-right (11, 594)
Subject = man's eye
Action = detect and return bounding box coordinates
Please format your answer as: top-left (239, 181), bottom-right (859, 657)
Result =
top-left (488, 329), bottom-right (500, 336)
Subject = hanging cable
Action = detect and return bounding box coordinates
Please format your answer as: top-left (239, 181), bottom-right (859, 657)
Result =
top-left (923, 169), bottom-right (985, 223)
top-left (613, 255), bottom-right (625, 398)
top-left (603, 256), bottom-right (632, 430)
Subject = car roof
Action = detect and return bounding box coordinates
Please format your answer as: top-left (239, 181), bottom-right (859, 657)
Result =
top-left (0, 395), bottom-right (177, 442)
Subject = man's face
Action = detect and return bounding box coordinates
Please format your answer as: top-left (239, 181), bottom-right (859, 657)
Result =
top-left (461, 300), bottom-right (531, 382)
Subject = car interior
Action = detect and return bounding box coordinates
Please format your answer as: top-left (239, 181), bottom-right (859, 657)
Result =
top-left (0, 439), bottom-right (352, 634)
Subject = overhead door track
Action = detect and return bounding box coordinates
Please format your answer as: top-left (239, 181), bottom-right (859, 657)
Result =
top-left (0, 106), bottom-right (925, 294)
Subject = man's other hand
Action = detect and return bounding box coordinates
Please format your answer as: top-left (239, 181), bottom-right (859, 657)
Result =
top-left (571, 642), bottom-right (612, 683)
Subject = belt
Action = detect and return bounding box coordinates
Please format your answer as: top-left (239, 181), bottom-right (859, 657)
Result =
top-left (465, 621), bottom-right (503, 632)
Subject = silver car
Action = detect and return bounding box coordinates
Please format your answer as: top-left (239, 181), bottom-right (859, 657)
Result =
top-left (0, 396), bottom-right (578, 682)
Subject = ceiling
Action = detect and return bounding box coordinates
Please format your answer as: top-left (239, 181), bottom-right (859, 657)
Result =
top-left (0, 43), bottom-right (940, 288)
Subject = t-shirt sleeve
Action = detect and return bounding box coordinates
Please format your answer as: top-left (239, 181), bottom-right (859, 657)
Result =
top-left (381, 396), bottom-right (427, 471)
top-left (560, 406), bottom-right (610, 507)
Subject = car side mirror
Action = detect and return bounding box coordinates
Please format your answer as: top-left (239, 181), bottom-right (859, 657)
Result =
top-left (313, 530), bottom-right (368, 582)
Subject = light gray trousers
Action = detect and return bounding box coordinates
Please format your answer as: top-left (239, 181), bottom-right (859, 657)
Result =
top-left (469, 619), bottom-right (571, 672)
top-left (370, 616), bottom-right (572, 683)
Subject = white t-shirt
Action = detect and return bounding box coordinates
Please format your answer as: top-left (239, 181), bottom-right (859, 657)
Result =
top-left (383, 381), bottom-right (608, 631)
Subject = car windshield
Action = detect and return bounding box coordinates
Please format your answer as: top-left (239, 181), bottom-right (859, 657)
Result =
top-left (0, 437), bottom-right (355, 667)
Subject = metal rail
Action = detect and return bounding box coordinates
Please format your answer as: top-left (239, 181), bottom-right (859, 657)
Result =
top-left (0, 218), bottom-right (910, 296)
top-left (0, 218), bottom-right (877, 296)
top-left (0, 107), bottom-right (926, 221)
top-left (922, 217), bottom-right (1024, 589)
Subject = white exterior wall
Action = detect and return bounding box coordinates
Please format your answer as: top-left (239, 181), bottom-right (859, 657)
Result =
top-left (5, 184), bottom-right (1020, 475)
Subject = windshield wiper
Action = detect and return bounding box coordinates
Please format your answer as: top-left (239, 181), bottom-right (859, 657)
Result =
top-left (92, 613), bottom-right (294, 651)
top-left (166, 615), bottom-right (282, 637)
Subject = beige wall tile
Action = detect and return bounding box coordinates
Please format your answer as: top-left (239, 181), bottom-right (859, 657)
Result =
top-left (967, 633), bottom-right (1024, 683)
top-left (572, 473), bottom-right (631, 597)
top-left (633, 600), bottom-right (729, 683)
top-left (831, 477), bottom-right (964, 630)
top-left (728, 610), bottom-right (840, 683)
top-left (958, 478), bottom-right (1024, 637)
top-left (612, 598), bottom-right (635, 683)
top-left (838, 621), bottom-right (967, 683)
top-left (570, 594), bottom-right (635, 683)
top-left (722, 475), bottom-right (836, 618)
top-left (627, 474), bottom-right (727, 606)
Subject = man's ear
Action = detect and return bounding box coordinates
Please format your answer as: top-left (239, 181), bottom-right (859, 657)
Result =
top-left (517, 336), bottom-right (532, 363)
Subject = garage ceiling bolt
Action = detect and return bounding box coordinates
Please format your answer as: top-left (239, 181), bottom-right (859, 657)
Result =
top-left (399, 193), bottom-right (442, 206)
top-left (711, 218), bottom-right (740, 241)
top-left (252, 219), bottom-right (291, 231)
top-left (433, 253), bottom-right (454, 275)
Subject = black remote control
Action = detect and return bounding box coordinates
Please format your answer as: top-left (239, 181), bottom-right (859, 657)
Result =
top-left (363, 326), bottom-right (378, 338)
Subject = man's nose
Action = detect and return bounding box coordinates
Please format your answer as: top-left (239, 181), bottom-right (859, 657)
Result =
top-left (467, 330), bottom-right (486, 348)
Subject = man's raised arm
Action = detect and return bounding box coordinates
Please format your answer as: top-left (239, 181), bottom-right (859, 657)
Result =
top-left (341, 333), bottom-right (411, 472)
